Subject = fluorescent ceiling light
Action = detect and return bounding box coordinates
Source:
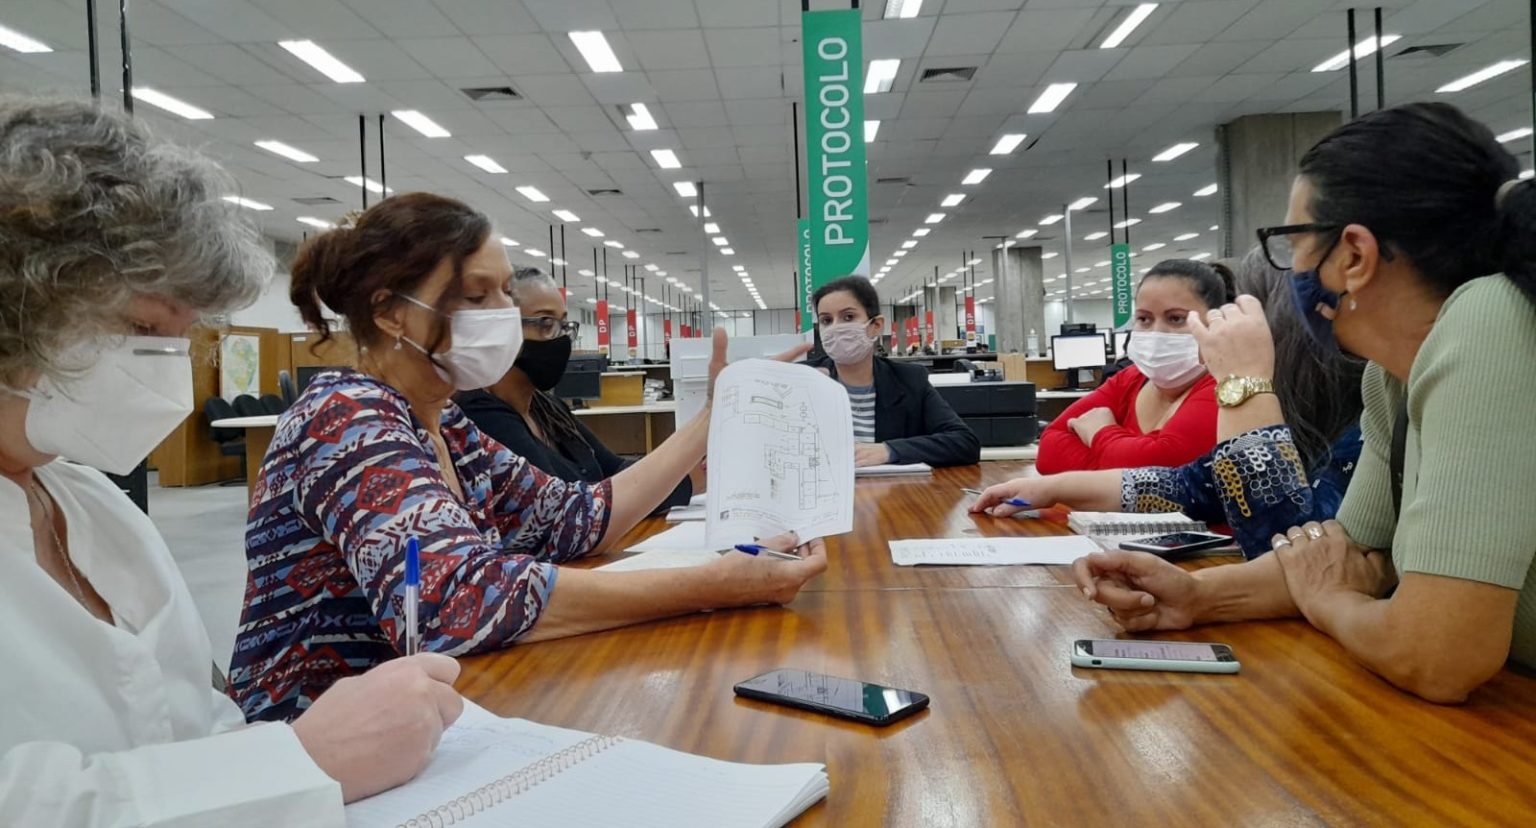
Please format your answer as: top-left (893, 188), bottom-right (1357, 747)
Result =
top-left (525, 248), bottom-right (546, 256)
top-left (1105, 173), bottom-right (1141, 189)
top-left (865, 120), bottom-right (880, 142)
top-left (1498, 127), bottom-right (1534, 143)
top-left (1153, 142), bottom-right (1199, 162)
top-left (706, 223), bottom-right (722, 234)
top-left (901, 240), bottom-right (919, 249)
top-left (603, 240), bottom-right (625, 248)
top-left (712, 236), bottom-right (728, 246)
top-left (1190, 252), bottom-right (1211, 260)
top-left (1016, 228), bottom-right (1038, 239)
top-left (1042, 252), bottom-right (1059, 260)
top-left (1210, 224), bottom-right (1220, 231)
top-left (0, 23), bottom-right (51, 52)
top-left (962, 168), bottom-right (992, 185)
top-left (1100, 4), bottom-right (1158, 49)
top-left (551, 258), bottom-right (568, 266)
top-left (623, 250), bottom-right (640, 258)
top-left (1040, 214), bottom-right (1064, 225)
top-left (1174, 232), bottom-right (1199, 241)
top-left (732, 264), bottom-right (745, 271)
top-left (866, 59), bottom-right (900, 94)
top-left (1148, 202), bottom-right (1181, 214)
top-left (464, 154), bottom-right (506, 173)
top-left (966, 257), bottom-right (982, 265)
top-left (1524, 169), bottom-right (1536, 180)
top-left (1075, 267), bottom-right (1092, 274)
top-left (297, 216), bottom-right (333, 229)
top-left (278, 40), bottom-right (363, 83)
top-left (688, 205), bottom-right (713, 218)
top-left (500, 237), bottom-right (519, 247)
top-left (569, 31), bottom-right (623, 73)
top-left (720, 248), bottom-right (734, 255)
top-left (1068, 197), bottom-right (1097, 211)
top-left (222, 196), bottom-right (272, 211)
top-left (344, 175), bottom-right (391, 194)
top-left (924, 213), bottom-right (945, 224)
top-left (1312, 34), bottom-right (1402, 73)
top-left (912, 228), bottom-right (931, 237)
top-left (551, 209), bottom-right (580, 222)
top-left (1114, 218), bottom-right (1142, 229)
top-left (1193, 183), bottom-right (1219, 197)
top-left (516, 186), bottom-right (549, 202)
top-left (894, 250), bottom-right (908, 257)
top-left (586, 297), bottom-right (597, 304)
top-left (626, 103), bottom-right (658, 131)
top-left (1028, 83), bottom-right (1077, 114)
top-left (1143, 242), bottom-right (1166, 251)
top-left (1094, 261), bottom-right (1111, 268)
top-left (990, 133), bottom-right (1027, 155)
top-left (581, 227), bottom-right (604, 237)
top-left (130, 88), bottom-right (213, 120)
top-left (941, 193), bottom-right (965, 207)
top-left (883, 0), bottom-right (925, 20)
top-left (651, 148), bottom-right (682, 169)
top-left (673, 181), bottom-right (698, 197)
top-left (255, 140), bottom-right (317, 163)
top-left (392, 110), bottom-right (450, 138)
top-left (1084, 231), bottom-right (1108, 241)
top-left (645, 264), bottom-right (659, 272)
top-left (1438, 59), bottom-right (1529, 93)
top-left (886, 259), bottom-right (899, 266)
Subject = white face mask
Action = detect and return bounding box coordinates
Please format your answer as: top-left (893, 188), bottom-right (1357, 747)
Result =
top-left (24, 336), bottom-right (193, 474)
top-left (1127, 331), bottom-right (1206, 390)
top-left (820, 321), bottom-right (877, 365)
top-left (399, 295), bottom-right (523, 391)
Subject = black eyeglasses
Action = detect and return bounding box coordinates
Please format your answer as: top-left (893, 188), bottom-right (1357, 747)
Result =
top-left (1256, 223), bottom-right (1341, 271)
top-left (521, 316), bottom-right (580, 339)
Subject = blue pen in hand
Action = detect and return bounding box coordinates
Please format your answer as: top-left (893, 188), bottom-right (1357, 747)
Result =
top-left (733, 543), bottom-right (803, 562)
top-left (962, 488), bottom-right (1029, 508)
top-left (404, 537), bottom-right (420, 656)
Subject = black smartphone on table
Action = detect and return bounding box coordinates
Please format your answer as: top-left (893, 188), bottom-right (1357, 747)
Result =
top-left (1119, 531), bottom-right (1233, 556)
top-left (734, 668), bottom-right (930, 726)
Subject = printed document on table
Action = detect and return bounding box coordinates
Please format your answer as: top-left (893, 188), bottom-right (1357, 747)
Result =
top-left (889, 536), bottom-right (1099, 566)
top-left (706, 359), bottom-right (854, 548)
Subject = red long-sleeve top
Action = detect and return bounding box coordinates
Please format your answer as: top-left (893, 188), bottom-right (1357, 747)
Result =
top-left (1036, 365), bottom-right (1218, 474)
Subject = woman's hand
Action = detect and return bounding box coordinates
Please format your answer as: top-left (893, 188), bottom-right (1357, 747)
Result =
top-left (292, 653), bottom-right (464, 803)
top-left (971, 476), bottom-right (1061, 517)
top-left (707, 532), bottom-right (829, 606)
top-left (1271, 520), bottom-right (1396, 621)
top-left (1072, 550), bottom-right (1204, 632)
top-left (1068, 407), bottom-right (1117, 445)
top-left (1188, 295), bottom-right (1275, 381)
top-left (854, 443), bottom-right (892, 468)
top-left (704, 327), bottom-right (813, 402)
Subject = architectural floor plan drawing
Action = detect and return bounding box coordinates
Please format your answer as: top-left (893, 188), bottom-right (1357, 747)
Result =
top-left (706, 359), bottom-right (854, 547)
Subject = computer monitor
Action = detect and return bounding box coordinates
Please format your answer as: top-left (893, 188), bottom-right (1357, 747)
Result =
top-left (1098, 329), bottom-right (1114, 359)
top-left (552, 354), bottom-right (608, 401)
top-left (1060, 322), bottom-right (1096, 337)
top-left (1052, 334), bottom-right (1107, 391)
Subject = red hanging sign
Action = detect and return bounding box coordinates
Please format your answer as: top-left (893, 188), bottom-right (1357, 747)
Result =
top-left (924, 310), bottom-right (935, 345)
top-left (663, 318), bottom-right (672, 344)
top-left (964, 296), bottom-right (977, 343)
top-left (626, 307), bottom-right (638, 355)
top-left (681, 324), bottom-right (692, 338)
top-left (595, 300), bottom-right (610, 352)
top-left (904, 317), bottom-right (919, 349)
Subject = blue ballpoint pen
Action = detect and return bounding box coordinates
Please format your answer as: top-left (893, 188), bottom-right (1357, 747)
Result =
top-left (404, 537), bottom-right (420, 656)
top-left (962, 488), bottom-right (1030, 508)
top-left (733, 543), bottom-right (803, 561)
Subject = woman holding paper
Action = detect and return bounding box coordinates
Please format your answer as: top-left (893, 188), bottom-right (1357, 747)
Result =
top-left (230, 194), bottom-right (826, 724)
top-left (804, 276), bottom-right (980, 468)
top-left (973, 247), bottom-right (1364, 559)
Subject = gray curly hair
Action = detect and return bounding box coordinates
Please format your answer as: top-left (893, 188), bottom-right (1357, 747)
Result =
top-left (0, 96), bottom-right (272, 389)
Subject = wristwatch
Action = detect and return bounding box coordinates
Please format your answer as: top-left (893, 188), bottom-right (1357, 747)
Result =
top-left (1215, 375), bottom-right (1276, 408)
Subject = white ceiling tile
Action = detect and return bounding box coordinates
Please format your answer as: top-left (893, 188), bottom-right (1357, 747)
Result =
top-left (568, 131), bottom-right (634, 153)
top-left (611, 0), bottom-right (701, 30)
top-left (243, 83), bottom-right (351, 115)
top-left (432, 0), bottom-right (544, 35)
top-left (646, 69), bottom-right (722, 101)
top-left (1139, 1), bottom-right (1260, 47)
top-left (972, 51), bottom-right (1056, 89)
top-left (516, 74), bottom-right (598, 107)
top-left (580, 73), bottom-right (661, 105)
top-left (1164, 40), bottom-right (1269, 79)
top-left (473, 35), bottom-right (570, 75)
top-left (1219, 0), bottom-right (1335, 42)
top-left (864, 18), bottom-right (938, 59)
top-left (544, 106), bottom-right (616, 132)
top-left (714, 67), bottom-right (785, 100)
top-left (945, 0), bottom-right (1028, 11)
top-left (698, 0), bottom-right (779, 28)
top-left (956, 87), bottom-right (1034, 115)
top-left (679, 126), bottom-right (736, 149)
top-left (250, 0), bottom-right (380, 39)
top-left (703, 28), bottom-right (782, 67)
top-left (519, 0), bottom-right (618, 31)
top-left (724, 99), bottom-right (787, 127)
top-left (665, 100), bottom-right (730, 128)
top-left (163, 44), bottom-right (300, 86)
top-left (627, 30), bottom-right (712, 71)
top-left (1102, 44), bottom-right (1202, 82)
top-left (396, 38), bottom-right (501, 78)
top-left (900, 90), bottom-right (965, 118)
top-left (157, 0), bottom-right (295, 42)
top-left (1044, 50), bottom-right (1126, 84)
top-left (926, 11), bottom-right (1017, 56)
top-left (996, 8), bottom-right (1096, 52)
top-left (113, 1), bottom-right (226, 46)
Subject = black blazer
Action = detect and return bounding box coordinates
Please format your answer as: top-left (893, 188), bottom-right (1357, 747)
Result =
top-left (805, 355), bottom-right (981, 468)
top-left (457, 390), bottom-right (693, 515)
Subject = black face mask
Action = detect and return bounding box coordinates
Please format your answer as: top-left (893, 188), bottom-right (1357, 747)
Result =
top-left (514, 335), bottom-right (572, 391)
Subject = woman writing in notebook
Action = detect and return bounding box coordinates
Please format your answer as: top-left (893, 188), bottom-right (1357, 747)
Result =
top-left (974, 248), bottom-right (1364, 559)
top-left (229, 194), bottom-right (827, 724)
top-left (803, 276), bottom-right (980, 468)
top-left (1034, 259), bottom-right (1232, 474)
top-left (1074, 103), bottom-right (1536, 703)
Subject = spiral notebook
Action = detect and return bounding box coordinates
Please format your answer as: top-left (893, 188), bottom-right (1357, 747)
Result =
top-left (345, 702), bottom-right (827, 828)
top-left (1067, 511), bottom-right (1237, 555)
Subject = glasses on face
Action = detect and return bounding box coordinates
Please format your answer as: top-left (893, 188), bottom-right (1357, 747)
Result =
top-left (522, 316), bottom-right (579, 339)
top-left (1256, 223), bottom-right (1341, 271)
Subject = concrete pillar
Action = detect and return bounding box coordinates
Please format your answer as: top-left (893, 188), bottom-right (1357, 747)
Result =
top-left (1217, 111), bottom-right (1341, 259)
top-left (928, 285), bottom-right (959, 341)
top-left (993, 245), bottom-right (1045, 354)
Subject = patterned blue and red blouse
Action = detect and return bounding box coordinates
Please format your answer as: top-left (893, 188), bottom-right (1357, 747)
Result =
top-left (227, 368), bottom-right (612, 723)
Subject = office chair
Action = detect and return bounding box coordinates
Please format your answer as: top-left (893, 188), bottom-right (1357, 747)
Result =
top-left (232, 394), bottom-right (265, 418)
top-left (203, 397), bottom-right (246, 486)
top-left (278, 370), bottom-right (297, 406)
top-left (259, 394), bottom-right (287, 415)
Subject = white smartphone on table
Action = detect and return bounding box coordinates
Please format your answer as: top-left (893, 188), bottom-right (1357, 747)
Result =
top-left (1071, 639), bottom-right (1240, 674)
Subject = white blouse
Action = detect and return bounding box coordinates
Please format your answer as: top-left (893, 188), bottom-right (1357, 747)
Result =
top-left (0, 460), bottom-right (344, 827)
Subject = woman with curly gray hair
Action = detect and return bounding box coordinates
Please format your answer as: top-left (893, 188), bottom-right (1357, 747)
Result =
top-left (0, 97), bottom-right (463, 825)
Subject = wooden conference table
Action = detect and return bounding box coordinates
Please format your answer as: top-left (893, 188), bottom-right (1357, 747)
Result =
top-left (457, 464), bottom-right (1536, 826)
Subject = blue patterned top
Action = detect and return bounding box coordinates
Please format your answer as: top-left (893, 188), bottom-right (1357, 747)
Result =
top-left (1120, 424), bottom-right (1362, 559)
top-left (228, 369), bottom-right (612, 723)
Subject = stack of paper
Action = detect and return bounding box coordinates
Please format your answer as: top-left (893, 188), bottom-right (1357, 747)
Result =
top-left (855, 463), bottom-right (933, 477)
top-left (888, 536), bottom-right (1098, 566)
top-left (665, 493), bottom-right (708, 522)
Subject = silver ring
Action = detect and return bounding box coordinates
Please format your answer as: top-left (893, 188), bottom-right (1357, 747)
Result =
top-left (1271, 537), bottom-right (1292, 550)
top-left (1288, 530), bottom-right (1306, 542)
top-left (1305, 525), bottom-right (1324, 541)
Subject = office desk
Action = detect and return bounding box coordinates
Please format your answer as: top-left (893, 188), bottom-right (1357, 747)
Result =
top-left (572, 400), bottom-right (677, 454)
top-left (459, 465), bottom-right (1536, 826)
top-left (210, 414), bottom-right (278, 490)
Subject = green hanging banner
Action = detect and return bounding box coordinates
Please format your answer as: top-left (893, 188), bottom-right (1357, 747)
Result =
top-left (1110, 243), bottom-right (1134, 328)
top-left (802, 8), bottom-right (870, 286)
top-left (798, 218), bottom-right (814, 332)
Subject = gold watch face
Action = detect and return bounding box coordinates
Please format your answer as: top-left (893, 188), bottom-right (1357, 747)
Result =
top-left (1216, 377), bottom-right (1248, 406)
